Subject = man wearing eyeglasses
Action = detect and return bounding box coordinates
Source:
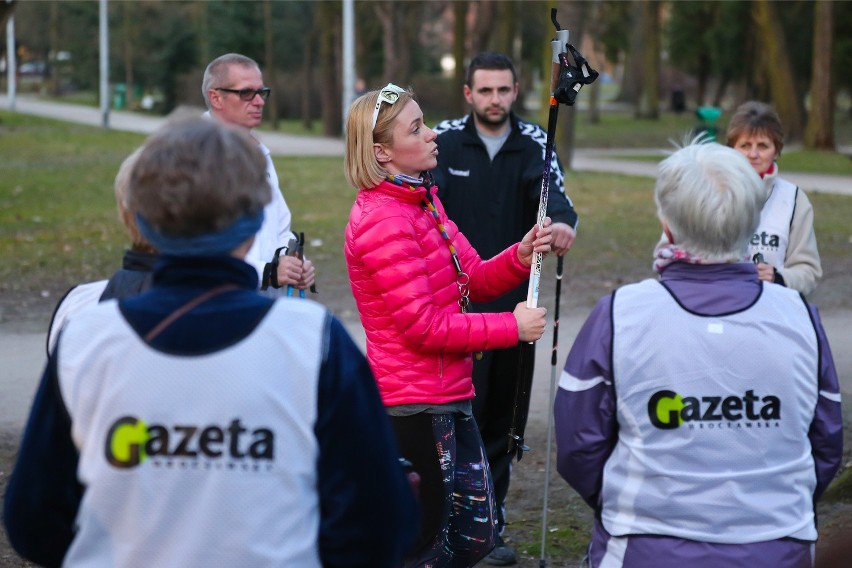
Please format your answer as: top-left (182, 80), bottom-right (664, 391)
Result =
top-left (202, 53), bottom-right (315, 295)
top-left (431, 51), bottom-right (579, 566)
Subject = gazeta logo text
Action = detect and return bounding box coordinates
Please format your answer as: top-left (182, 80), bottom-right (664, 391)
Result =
top-left (647, 389), bottom-right (781, 430)
top-left (105, 416), bottom-right (275, 469)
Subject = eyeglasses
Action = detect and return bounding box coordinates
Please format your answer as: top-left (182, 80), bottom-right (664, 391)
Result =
top-left (371, 83), bottom-right (406, 131)
top-left (215, 87), bottom-right (271, 101)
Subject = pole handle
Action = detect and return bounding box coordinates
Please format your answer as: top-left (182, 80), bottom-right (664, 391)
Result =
top-left (549, 9), bottom-right (570, 94)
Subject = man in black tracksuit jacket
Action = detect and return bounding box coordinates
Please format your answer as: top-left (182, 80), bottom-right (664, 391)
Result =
top-left (431, 52), bottom-right (578, 566)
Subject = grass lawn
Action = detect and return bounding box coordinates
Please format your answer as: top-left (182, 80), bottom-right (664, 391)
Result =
top-left (2, 109), bottom-right (851, 327)
top-left (1, 109), bottom-right (852, 566)
top-left (585, 148), bottom-right (852, 176)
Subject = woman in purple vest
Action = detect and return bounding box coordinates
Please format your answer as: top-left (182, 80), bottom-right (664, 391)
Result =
top-left (555, 140), bottom-right (842, 568)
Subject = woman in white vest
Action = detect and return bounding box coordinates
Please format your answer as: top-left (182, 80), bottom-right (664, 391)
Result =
top-left (4, 118), bottom-right (419, 568)
top-left (726, 101), bottom-right (822, 296)
top-left (554, 140), bottom-right (843, 568)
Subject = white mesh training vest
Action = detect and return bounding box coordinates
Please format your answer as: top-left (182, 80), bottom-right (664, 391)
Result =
top-left (604, 279), bottom-right (819, 544)
top-left (57, 299), bottom-right (326, 568)
top-left (748, 178), bottom-right (796, 268)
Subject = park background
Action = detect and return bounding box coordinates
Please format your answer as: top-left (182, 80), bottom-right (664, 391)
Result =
top-left (2, 1), bottom-right (852, 567)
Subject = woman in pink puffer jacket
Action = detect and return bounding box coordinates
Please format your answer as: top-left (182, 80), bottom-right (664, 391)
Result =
top-left (343, 84), bottom-right (552, 567)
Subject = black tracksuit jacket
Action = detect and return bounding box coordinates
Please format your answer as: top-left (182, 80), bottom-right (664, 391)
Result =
top-left (431, 112), bottom-right (579, 312)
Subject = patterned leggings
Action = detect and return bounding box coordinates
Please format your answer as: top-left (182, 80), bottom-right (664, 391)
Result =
top-left (391, 412), bottom-right (497, 568)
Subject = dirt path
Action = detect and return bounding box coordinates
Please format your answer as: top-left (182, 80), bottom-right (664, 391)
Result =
top-left (2, 301), bottom-right (851, 566)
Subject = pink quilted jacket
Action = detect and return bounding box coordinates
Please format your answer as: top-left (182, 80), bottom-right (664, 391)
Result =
top-left (344, 179), bottom-right (531, 407)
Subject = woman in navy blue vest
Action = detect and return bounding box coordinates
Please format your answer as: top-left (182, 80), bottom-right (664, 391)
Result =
top-left (5, 118), bottom-right (418, 568)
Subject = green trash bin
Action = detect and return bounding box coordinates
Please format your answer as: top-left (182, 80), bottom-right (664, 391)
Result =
top-left (694, 106), bottom-right (722, 142)
top-left (113, 83), bottom-right (126, 110)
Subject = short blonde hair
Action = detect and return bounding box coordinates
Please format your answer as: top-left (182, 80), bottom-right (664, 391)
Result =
top-left (343, 86), bottom-right (415, 189)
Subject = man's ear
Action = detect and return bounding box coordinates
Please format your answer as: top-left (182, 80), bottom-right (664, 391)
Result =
top-left (373, 143), bottom-right (392, 164)
top-left (208, 89), bottom-right (224, 111)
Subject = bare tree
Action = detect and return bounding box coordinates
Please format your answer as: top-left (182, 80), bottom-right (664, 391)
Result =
top-left (667, 1), bottom-right (716, 106)
top-left (636, 0), bottom-right (660, 119)
top-left (374, 2), bottom-right (421, 87)
top-left (263, 0), bottom-right (278, 129)
top-left (373, 3), bottom-right (397, 81)
top-left (752, 0), bottom-right (803, 141)
top-left (804, 0), bottom-right (835, 150)
top-left (316, 1), bottom-right (341, 136)
top-left (399, 3), bottom-right (423, 84)
top-left (585, 1), bottom-right (605, 124)
top-left (193, 1), bottom-right (209, 70)
top-left (452, 1), bottom-right (467, 117)
top-left (616, 0), bottom-right (643, 105)
top-left (121, 2), bottom-right (136, 110)
top-left (537, 0), bottom-right (558, 126)
top-left (492, 0), bottom-right (517, 57)
top-left (301, 26), bottom-right (315, 131)
top-left (470, 0), bottom-right (496, 56)
top-left (49, 1), bottom-right (60, 96)
top-left (555, 0), bottom-right (591, 167)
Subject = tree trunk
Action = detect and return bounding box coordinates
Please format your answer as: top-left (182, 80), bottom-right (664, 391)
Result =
top-left (556, 0), bottom-right (589, 168)
top-left (122, 2), bottom-right (135, 110)
top-left (615, 0), bottom-right (643, 104)
top-left (804, 0), bottom-right (835, 150)
top-left (374, 2), bottom-right (398, 84)
top-left (317, 2), bottom-right (341, 137)
top-left (636, 0), bottom-right (660, 119)
top-left (493, 0), bottom-right (516, 57)
top-left (537, 0), bottom-right (558, 127)
top-left (301, 26), bottom-right (314, 131)
top-left (470, 0), bottom-right (495, 56)
top-left (751, 0), bottom-right (803, 141)
top-left (694, 50), bottom-right (710, 107)
top-left (397, 2), bottom-right (422, 87)
top-left (263, 0), bottom-right (278, 129)
top-left (711, 75), bottom-right (729, 108)
top-left (585, 1), bottom-right (604, 125)
top-left (49, 1), bottom-right (60, 96)
top-left (452, 1), bottom-right (467, 116)
top-left (194, 1), bottom-right (209, 71)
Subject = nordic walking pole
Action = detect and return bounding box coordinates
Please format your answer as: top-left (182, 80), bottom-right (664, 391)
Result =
top-left (535, 8), bottom-right (599, 565)
top-left (539, 257), bottom-right (563, 567)
top-left (506, 8), bottom-right (572, 462)
top-left (524, 17), bottom-right (568, 312)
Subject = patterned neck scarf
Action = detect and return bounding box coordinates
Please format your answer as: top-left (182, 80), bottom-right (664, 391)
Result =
top-left (653, 242), bottom-right (748, 273)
